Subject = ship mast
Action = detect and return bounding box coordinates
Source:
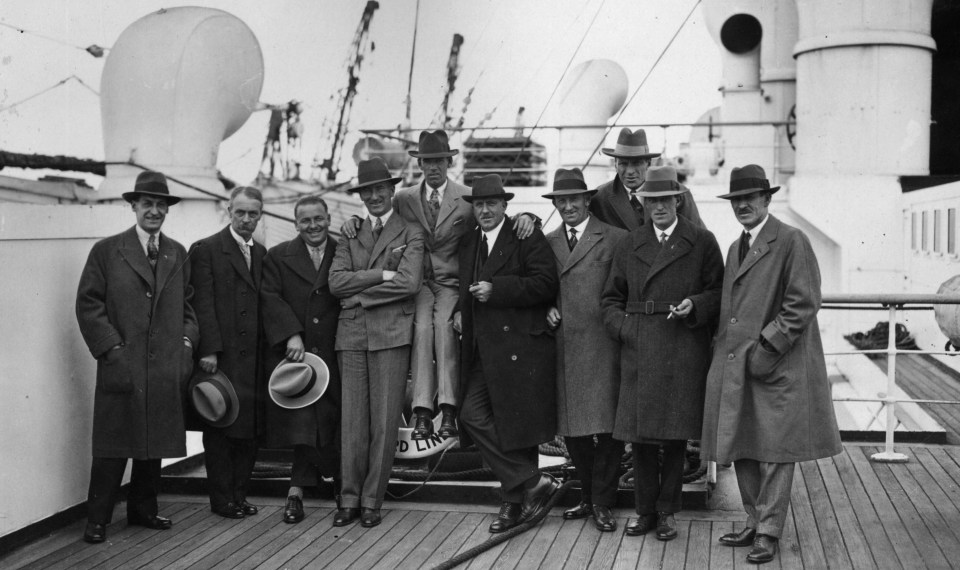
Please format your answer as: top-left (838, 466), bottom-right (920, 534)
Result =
top-left (441, 34), bottom-right (464, 128)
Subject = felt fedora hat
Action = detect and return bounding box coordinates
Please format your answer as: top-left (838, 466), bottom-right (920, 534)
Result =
top-left (600, 128), bottom-right (662, 159)
top-left (542, 168), bottom-right (595, 198)
top-left (348, 157), bottom-right (403, 193)
top-left (121, 170), bottom-right (182, 205)
top-left (717, 164), bottom-right (781, 199)
top-left (408, 130), bottom-right (459, 159)
top-left (188, 370), bottom-right (240, 428)
top-left (634, 165), bottom-right (685, 197)
top-left (463, 174), bottom-right (515, 202)
top-left (268, 353), bottom-right (329, 409)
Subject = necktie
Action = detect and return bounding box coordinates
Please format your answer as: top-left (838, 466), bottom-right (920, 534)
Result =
top-left (372, 217), bottom-right (383, 242)
top-left (568, 228), bottom-right (578, 251)
top-left (738, 231), bottom-right (752, 264)
top-left (480, 234), bottom-right (489, 265)
top-left (147, 234), bottom-right (159, 269)
top-left (660, 232), bottom-right (668, 247)
top-left (309, 246), bottom-right (322, 271)
top-left (629, 194), bottom-right (645, 226)
top-left (239, 242), bottom-right (251, 271)
top-left (428, 187), bottom-right (440, 225)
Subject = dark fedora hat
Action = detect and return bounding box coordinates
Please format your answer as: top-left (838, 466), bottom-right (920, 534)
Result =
top-left (348, 157), bottom-right (403, 193)
top-left (542, 168), bottom-right (596, 198)
top-left (463, 174), bottom-right (514, 202)
top-left (717, 164), bottom-right (781, 199)
top-left (121, 170), bottom-right (182, 205)
top-left (408, 130), bottom-right (459, 159)
top-left (188, 370), bottom-right (240, 428)
top-left (269, 353), bottom-right (329, 409)
top-left (634, 165), bottom-right (685, 197)
top-left (601, 128), bottom-right (662, 159)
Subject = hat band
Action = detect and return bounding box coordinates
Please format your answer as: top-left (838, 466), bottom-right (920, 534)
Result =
top-left (644, 179), bottom-right (680, 192)
top-left (730, 177), bottom-right (770, 192)
top-left (288, 368), bottom-right (317, 399)
top-left (615, 144), bottom-right (651, 155)
top-left (134, 181), bottom-right (169, 195)
top-left (553, 178), bottom-right (588, 191)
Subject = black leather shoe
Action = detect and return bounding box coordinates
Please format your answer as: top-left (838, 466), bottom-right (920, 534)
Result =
top-left (212, 502), bottom-right (245, 519)
top-left (746, 534), bottom-right (778, 564)
top-left (563, 501), bottom-right (592, 520)
top-left (625, 514), bottom-right (657, 536)
top-left (520, 473), bottom-right (560, 522)
top-left (656, 512), bottom-right (678, 541)
top-left (360, 507), bottom-right (381, 528)
top-left (127, 514), bottom-right (172, 530)
top-left (283, 496), bottom-right (304, 524)
top-left (437, 408), bottom-right (459, 438)
top-left (238, 500), bottom-right (259, 516)
top-left (489, 502), bottom-right (522, 533)
top-left (83, 522), bottom-right (106, 543)
top-left (592, 505), bottom-right (617, 532)
top-left (411, 411), bottom-right (434, 440)
top-left (720, 526), bottom-right (757, 547)
top-left (333, 507), bottom-right (360, 527)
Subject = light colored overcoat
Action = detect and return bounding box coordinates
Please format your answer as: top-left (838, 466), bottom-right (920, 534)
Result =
top-left (700, 215), bottom-right (842, 463)
top-left (546, 216), bottom-right (626, 436)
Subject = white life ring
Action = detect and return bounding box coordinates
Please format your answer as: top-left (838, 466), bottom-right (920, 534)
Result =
top-left (395, 413), bottom-right (458, 459)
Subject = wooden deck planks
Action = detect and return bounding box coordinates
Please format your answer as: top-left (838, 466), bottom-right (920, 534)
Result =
top-left (814, 456), bottom-right (876, 570)
top-left (532, 516), bottom-right (584, 570)
top-left (708, 521), bottom-right (736, 570)
top-left (345, 509), bottom-right (426, 569)
top-left (218, 507), bottom-right (335, 570)
top-left (787, 463), bottom-right (829, 570)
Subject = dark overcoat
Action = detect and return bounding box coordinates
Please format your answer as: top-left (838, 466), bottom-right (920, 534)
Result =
top-left (76, 226), bottom-right (199, 459)
top-left (260, 236), bottom-right (341, 449)
top-left (601, 216), bottom-right (723, 441)
top-left (701, 215), bottom-right (842, 463)
top-left (546, 217), bottom-right (626, 436)
top-left (590, 176), bottom-right (704, 231)
top-left (188, 226), bottom-right (266, 438)
top-left (457, 217), bottom-right (559, 451)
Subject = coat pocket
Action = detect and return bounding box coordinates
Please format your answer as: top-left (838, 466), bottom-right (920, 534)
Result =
top-left (747, 341), bottom-right (783, 380)
top-left (97, 345), bottom-right (133, 393)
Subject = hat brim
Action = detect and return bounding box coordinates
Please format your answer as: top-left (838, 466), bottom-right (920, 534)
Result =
top-left (121, 190), bottom-right (182, 205)
top-left (633, 189), bottom-right (686, 198)
top-left (541, 188), bottom-right (597, 198)
top-left (408, 150), bottom-right (459, 159)
top-left (269, 353), bottom-right (329, 409)
top-left (600, 148), bottom-right (661, 159)
top-left (717, 186), bottom-right (780, 200)
top-left (347, 176), bottom-right (403, 194)
top-left (462, 192), bottom-right (514, 202)
top-left (188, 370), bottom-right (240, 428)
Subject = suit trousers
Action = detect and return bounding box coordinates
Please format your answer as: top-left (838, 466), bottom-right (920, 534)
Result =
top-left (291, 443), bottom-right (339, 487)
top-left (410, 280), bottom-right (460, 411)
top-left (565, 434), bottom-right (622, 507)
top-left (459, 359), bottom-right (540, 503)
top-left (202, 430), bottom-right (258, 509)
top-left (633, 440), bottom-right (686, 515)
top-left (734, 459), bottom-right (795, 538)
top-left (338, 346), bottom-right (409, 510)
top-left (87, 457), bottom-right (161, 524)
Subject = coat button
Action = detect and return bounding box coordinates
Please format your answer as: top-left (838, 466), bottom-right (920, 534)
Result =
top-left (503, 326), bottom-right (510, 332)
top-left (240, 349), bottom-right (246, 356)
top-left (146, 292), bottom-right (152, 298)
top-left (511, 354), bottom-right (517, 361)
top-left (311, 347), bottom-right (319, 353)
top-left (240, 330), bottom-right (246, 336)
top-left (241, 290), bottom-right (247, 296)
top-left (313, 318), bottom-right (319, 324)
top-left (314, 290), bottom-right (320, 295)
top-left (728, 353), bottom-right (735, 360)
top-left (730, 317), bottom-right (737, 324)
top-left (240, 310), bottom-right (247, 316)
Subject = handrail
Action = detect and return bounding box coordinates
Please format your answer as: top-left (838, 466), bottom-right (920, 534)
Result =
top-left (822, 293), bottom-right (960, 304)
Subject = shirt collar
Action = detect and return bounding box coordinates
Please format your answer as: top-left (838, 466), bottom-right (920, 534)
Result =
top-left (229, 225), bottom-right (254, 247)
top-left (369, 208), bottom-right (393, 227)
top-left (135, 224), bottom-right (159, 254)
top-left (481, 216), bottom-right (506, 247)
top-left (425, 179), bottom-right (448, 200)
top-left (654, 217), bottom-right (679, 240)
top-left (565, 215), bottom-right (590, 237)
top-left (743, 214), bottom-right (769, 245)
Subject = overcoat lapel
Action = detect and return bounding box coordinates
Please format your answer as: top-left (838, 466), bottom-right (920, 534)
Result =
top-left (284, 236), bottom-right (319, 285)
top-left (409, 183), bottom-right (431, 231)
top-left (313, 237), bottom-right (337, 289)
top-left (547, 227), bottom-right (571, 268)
top-left (153, 232), bottom-right (178, 297)
top-left (118, 227), bottom-right (155, 289)
top-left (435, 181), bottom-right (460, 227)
top-left (611, 178), bottom-right (640, 231)
top-left (735, 215), bottom-right (778, 280)
top-left (219, 227), bottom-right (256, 289)
top-left (638, 218), bottom-right (695, 287)
top-left (562, 217), bottom-right (604, 273)
top-left (367, 213), bottom-right (404, 268)
top-left (480, 217), bottom-right (517, 278)
top-left (250, 242), bottom-right (264, 289)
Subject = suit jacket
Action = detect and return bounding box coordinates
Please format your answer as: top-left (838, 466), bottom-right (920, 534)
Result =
top-left (601, 216), bottom-right (723, 441)
top-left (701, 215), bottom-right (842, 463)
top-left (458, 217), bottom-right (559, 451)
top-left (590, 175), bottom-right (704, 231)
top-left (329, 212), bottom-right (425, 351)
top-left (395, 179), bottom-right (473, 288)
top-left (188, 226), bottom-right (266, 438)
top-left (260, 236), bottom-right (341, 448)
top-left (546, 217), bottom-right (626, 436)
top-left (76, 226), bottom-right (199, 458)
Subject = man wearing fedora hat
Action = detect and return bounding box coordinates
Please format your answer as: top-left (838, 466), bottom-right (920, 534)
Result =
top-left (188, 185), bottom-right (268, 520)
top-left (76, 170), bottom-right (199, 543)
top-left (261, 194), bottom-right (343, 524)
top-left (329, 157), bottom-right (425, 528)
top-left (455, 174), bottom-right (561, 533)
top-left (542, 168), bottom-right (627, 533)
top-left (601, 165), bottom-right (723, 542)
top-left (701, 164), bottom-right (841, 564)
top-left (591, 128), bottom-right (704, 231)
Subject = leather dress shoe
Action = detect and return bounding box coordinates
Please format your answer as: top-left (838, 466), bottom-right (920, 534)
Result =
top-left (128, 514), bottom-right (172, 530)
top-left (360, 507), bottom-right (381, 528)
top-left (563, 501), bottom-right (592, 520)
top-left (719, 526), bottom-right (757, 547)
top-left (411, 411), bottom-right (434, 440)
top-left (625, 513), bottom-right (657, 536)
top-left (333, 507), bottom-right (360, 527)
top-left (437, 409), bottom-right (459, 438)
top-left (489, 502), bottom-right (522, 533)
top-left (656, 512), bottom-right (678, 541)
top-left (746, 534), bottom-right (778, 564)
top-left (83, 522), bottom-right (106, 543)
top-left (520, 473), bottom-right (560, 522)
top-left (592, 505), bottom-right (617, 532)
top-left (212, 502), bottom-right (245, 519)
top-left (283, 496), bottom-right (304, 524)
top-left (239, 500), bottom-right (258, 516)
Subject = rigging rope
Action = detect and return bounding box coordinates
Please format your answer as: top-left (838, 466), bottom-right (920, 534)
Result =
top-left (0, 21), bottom-right (108, 55)
top-left (0, 75), bottom-right (97, 114)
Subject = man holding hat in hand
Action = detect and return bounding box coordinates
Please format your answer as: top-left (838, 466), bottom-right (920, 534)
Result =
top-left (701, 164), bottom-right (841, 564)
top-left (543, 168), bottom-right (627, 533)
top-left (329, 157), bottom-right (425, 528)
top-left (75, 170), bottom-right (199, 543)
top-left (591, 128), bottom-right (703, 231)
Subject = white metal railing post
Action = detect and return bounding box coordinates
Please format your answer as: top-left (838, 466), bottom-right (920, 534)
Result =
top-left (871, 305), bottom-right (909, 463)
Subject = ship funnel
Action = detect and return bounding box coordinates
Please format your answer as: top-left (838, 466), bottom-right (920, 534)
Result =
top-left (556, 59), bottom-right (628, 188)
top-left (98, 7), bottom-right (264, 200)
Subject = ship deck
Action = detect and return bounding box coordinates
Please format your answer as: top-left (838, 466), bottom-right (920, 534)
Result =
top-left (4, 443), bottom-right (960, 569)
